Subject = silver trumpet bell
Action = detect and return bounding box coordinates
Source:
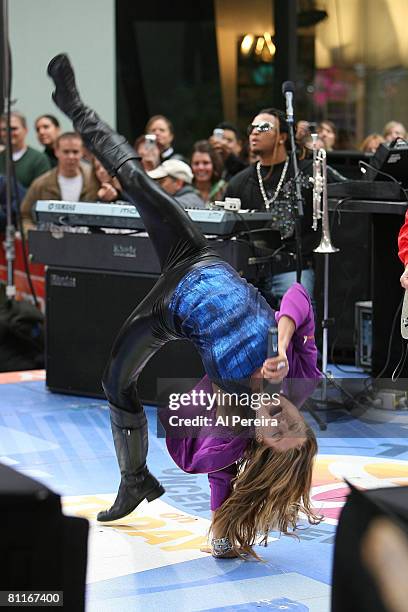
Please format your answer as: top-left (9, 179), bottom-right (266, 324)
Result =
top-left (310, 133), bottom-right (339, 254)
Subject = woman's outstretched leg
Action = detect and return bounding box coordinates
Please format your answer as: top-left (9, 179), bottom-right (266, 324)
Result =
top-left (46, 53), bottom-right (210, 522)
top-left (47, 54), bottom-right (208, 270)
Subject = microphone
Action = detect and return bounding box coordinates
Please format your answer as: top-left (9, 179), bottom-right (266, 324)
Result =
top-left (282, 81), bottom-right (295, 124)
top-left (267, 326), bottom-right (279, 358)
top-left (282, 80), bottom-right (304, 221)
top-left (263, 326), bottom-right (281, 396)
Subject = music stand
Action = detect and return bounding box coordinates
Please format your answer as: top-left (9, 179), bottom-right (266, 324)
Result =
top-left (364, 140), bottom-right (408, 187)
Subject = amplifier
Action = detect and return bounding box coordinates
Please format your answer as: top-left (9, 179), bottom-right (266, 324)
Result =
top-left (45, 267), bottom-right (205, 401)
top-left (34, 227), bottom-right (270, 401)
top-left (355, 301), bottom-right (372, 370)
top-left (29, 230), bottom-right (263, 280)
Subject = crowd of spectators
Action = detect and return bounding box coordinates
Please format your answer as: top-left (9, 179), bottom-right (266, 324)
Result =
top-left (0, 106), bottom-right (407, 236)
top-left (0, 103), bottom-right (406, 374)
top-left (294, 118), bottom-right (407, 156)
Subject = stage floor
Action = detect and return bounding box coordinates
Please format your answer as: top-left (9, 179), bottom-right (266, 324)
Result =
top-left (1, 369), bottom-right (407, 612)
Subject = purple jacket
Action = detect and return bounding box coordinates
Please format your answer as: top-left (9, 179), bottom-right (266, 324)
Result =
top-left (161, 283), bottom-right (320, 510)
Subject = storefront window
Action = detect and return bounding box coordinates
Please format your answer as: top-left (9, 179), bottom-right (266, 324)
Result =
top-left (302, 0), bottom-right (408, 149)
top-left (117, 1), bottom-right (408, 152)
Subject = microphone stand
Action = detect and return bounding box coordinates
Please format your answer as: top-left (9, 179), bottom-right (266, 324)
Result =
top-left (285, 136), bottom-right (329, 430)
top-left (287, 121), bottom-right (304, 284)
top-left (281, 84), bottom-right (329, 429)
top-left (1, 0), bottom-right (16, 303)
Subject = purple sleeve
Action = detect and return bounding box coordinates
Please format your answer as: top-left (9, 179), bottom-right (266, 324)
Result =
top-left (275, 282), bottom-right (314, 336)
top-left (208, 463), bottom-right (238, 511)
top-left (277, 283), bottom-right (321, 404)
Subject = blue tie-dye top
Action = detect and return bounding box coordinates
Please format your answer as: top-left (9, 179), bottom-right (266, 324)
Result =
top-left (168, 262), bottom-right (275, 383)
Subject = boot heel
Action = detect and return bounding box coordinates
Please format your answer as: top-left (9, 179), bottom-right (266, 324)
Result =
top-left (146, 485), bottom-right (165, 503)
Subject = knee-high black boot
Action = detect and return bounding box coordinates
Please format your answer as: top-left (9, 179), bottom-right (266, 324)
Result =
top-left (47, 53), bottom-right (208, 268)
top-left (97, 405), bottom-right (164, 522)
top-left (47, 54), bottom-right (138, 176)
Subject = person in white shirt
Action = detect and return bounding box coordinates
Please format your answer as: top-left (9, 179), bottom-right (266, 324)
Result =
top-left (20, 132), bottom-right (97, 234)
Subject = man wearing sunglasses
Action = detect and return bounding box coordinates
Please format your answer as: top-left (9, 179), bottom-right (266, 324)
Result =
top-left (224, 107), bottom-right (316, 309)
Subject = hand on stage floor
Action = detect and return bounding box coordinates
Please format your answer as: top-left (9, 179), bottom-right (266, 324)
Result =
top-left (200, 543), bottom-right (243, 558)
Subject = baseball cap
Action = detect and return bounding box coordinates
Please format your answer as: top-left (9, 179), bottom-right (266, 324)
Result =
top-left (147, 160), bottom-right (193, 184)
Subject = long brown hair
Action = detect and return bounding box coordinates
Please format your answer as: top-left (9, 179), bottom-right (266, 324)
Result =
top-left (212, 424), bottom-right (321, 560)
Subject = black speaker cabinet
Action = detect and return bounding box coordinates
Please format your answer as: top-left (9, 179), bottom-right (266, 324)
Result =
top-left (332, 484), bottom-right (408, 612)
top-left (0, 463), bottom-right (88, 610)
top-left (45, 268), bottom-right (205, 402)
top-left (314, 211), bottom-right (371, 363)
top-left (371, 214), bottom-right (407, 379)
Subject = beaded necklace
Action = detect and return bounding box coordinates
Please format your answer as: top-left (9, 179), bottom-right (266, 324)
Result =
top-left (256, 157), bottom-right (289, 210)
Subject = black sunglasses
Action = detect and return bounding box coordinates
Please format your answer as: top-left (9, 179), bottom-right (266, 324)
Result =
top-left (247, 121), bottom-right (275, 136)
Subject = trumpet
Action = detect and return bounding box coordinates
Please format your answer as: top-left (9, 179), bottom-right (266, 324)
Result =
top-left (310, 133), bottom-right (339, 254)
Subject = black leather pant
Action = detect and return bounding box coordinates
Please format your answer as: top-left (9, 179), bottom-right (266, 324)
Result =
top-left (65, 105), bottom-right (223, 414)
top-left (100, 161), bottom-right (221, 413)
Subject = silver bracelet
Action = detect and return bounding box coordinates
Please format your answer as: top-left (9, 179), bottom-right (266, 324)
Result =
top-left (211, 536), bottom-right (233, 556)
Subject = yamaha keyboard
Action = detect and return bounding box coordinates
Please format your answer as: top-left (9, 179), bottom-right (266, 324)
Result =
top-left (34, 200), bottom-right (273, 236)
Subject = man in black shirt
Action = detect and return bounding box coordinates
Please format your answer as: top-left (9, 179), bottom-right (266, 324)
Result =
top-left (225, 107), bottom-right (317, 308)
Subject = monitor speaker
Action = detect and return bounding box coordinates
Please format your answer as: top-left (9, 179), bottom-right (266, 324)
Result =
top-left (0, 463), bottom-right (88, 610)
top-left (364, 140), bottom-right (408, 188)
top-left (45, 268), bottom-right (205, 402)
